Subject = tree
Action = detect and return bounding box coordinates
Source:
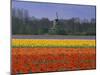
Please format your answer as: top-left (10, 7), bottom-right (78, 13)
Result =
top-left (12, 8), bottom-right (96, 35)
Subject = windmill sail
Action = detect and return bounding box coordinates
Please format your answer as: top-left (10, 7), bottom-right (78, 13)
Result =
top-left (55, 12), bottom-right (59, 21)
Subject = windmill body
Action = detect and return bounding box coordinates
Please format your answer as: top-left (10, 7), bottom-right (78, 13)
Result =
top-left (49, 12), bottom-right (59, 34)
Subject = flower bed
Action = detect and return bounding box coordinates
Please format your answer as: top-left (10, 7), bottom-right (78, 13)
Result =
top-left (11, 48), bottom-right (96, 74)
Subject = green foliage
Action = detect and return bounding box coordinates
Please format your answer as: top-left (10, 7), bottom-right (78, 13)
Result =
top-left (12, 8), bottom-right (96, 35)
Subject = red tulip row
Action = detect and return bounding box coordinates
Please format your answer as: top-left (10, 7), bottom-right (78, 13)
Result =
top-left (11, 48), bottom-right (96, 75)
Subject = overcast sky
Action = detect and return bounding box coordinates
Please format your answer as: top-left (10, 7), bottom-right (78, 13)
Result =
top-left (12, 0), bottom-right (96, 21)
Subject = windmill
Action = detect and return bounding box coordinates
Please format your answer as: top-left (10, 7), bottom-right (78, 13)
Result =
top-left (49, 12), bottom-right (59, 34)
top-left (52, 12), bottom-right (59, 29)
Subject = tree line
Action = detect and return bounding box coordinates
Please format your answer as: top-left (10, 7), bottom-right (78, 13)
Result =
top-left (12, 8), bottom-right (96, 35)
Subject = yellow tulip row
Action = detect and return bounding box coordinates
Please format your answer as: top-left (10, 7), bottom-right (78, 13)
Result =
top-left (12, 39), bottom-right (96, 48)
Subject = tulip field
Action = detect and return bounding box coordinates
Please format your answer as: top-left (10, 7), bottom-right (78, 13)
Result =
top-left (12, 39), bottom-right (95, 48)
top-left (11, 39), bottom-right (96, 75)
